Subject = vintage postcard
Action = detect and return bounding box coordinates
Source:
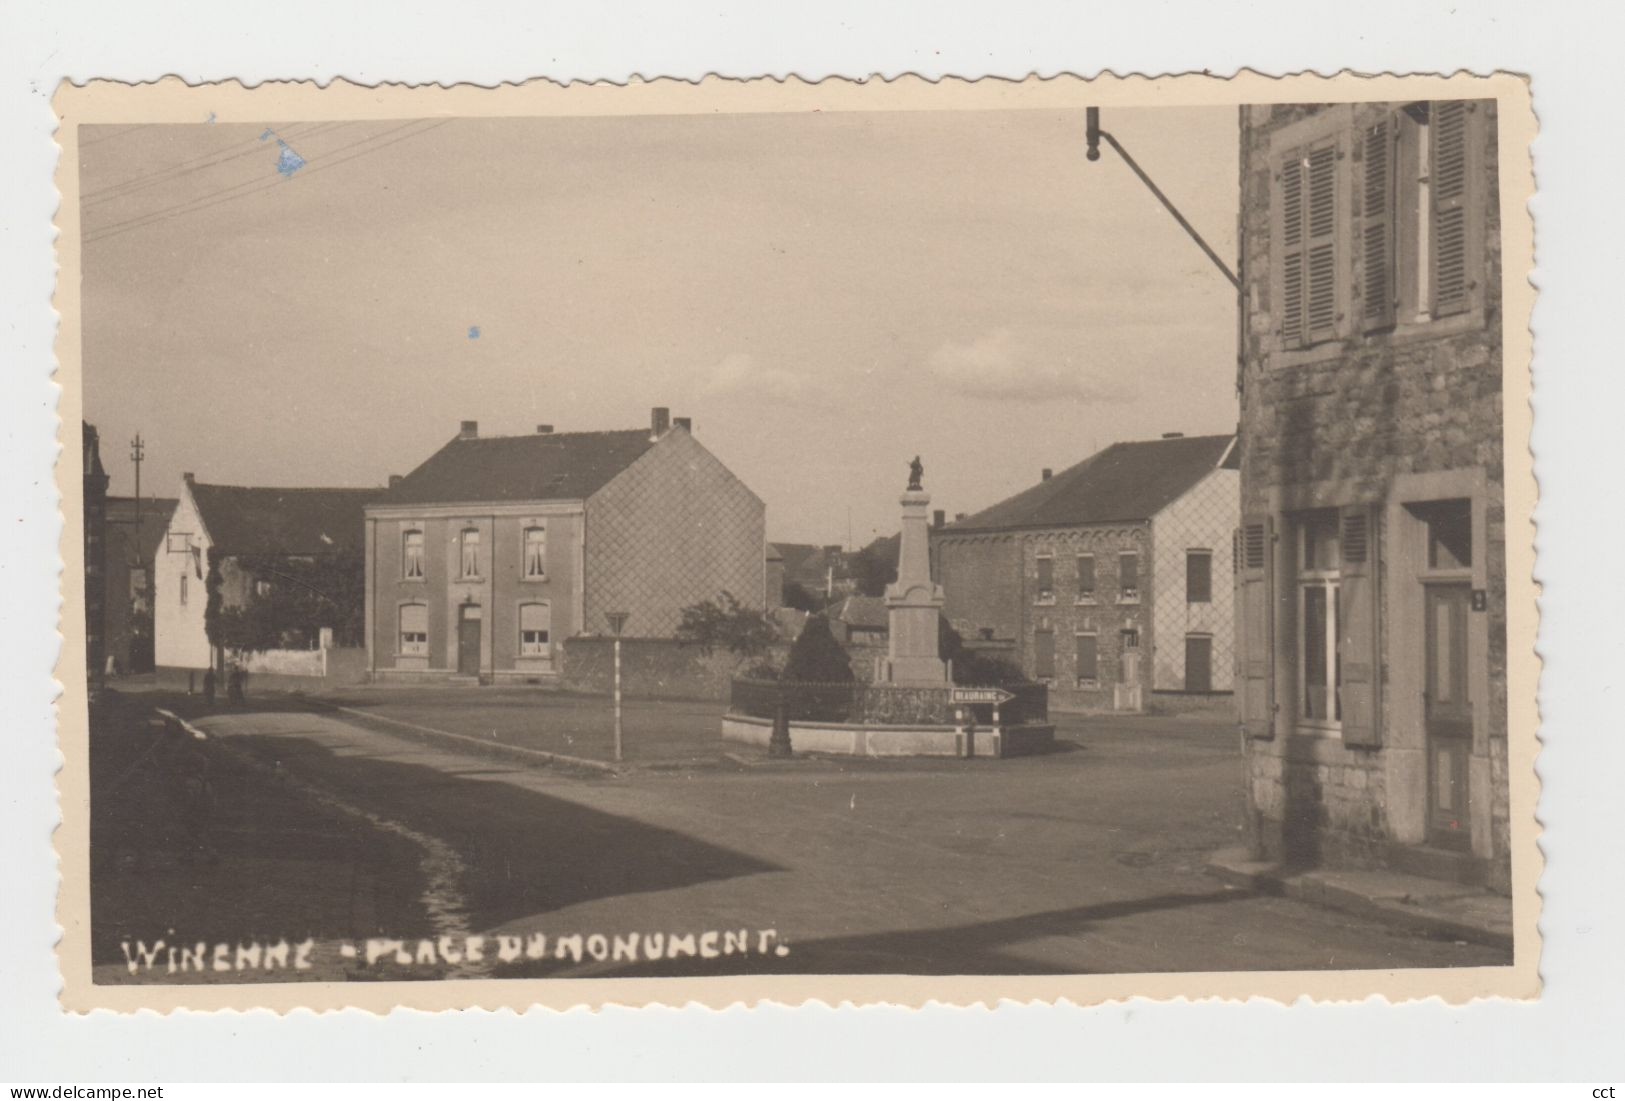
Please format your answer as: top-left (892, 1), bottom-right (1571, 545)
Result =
top-left (52, 72), bottom-right (1539, 1013)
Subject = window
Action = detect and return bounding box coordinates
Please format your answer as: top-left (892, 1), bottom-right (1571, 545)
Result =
top-left (1034, 629), bottom-right (1055, 680)
top-left (1120, 627), bottom-right (1140, 651)
top-left (1075, 633), bottom-right (1098, 685)
top-left (519, 602), bottom-right (552, 656)
top-left (459, 527), bottom-right (481, 579)
top-left (523, 525), bottom-right (547, 579)
top-left (402, 530), bottom-right (424, 579)
top-left (130, 567), bottom-right (147, 598)
top-left (1297, 510), bottom-right (1342, 725)
top-left (1118, 553), bottom-right (1140, 602)
top-left (178, 573), bottom-right (188, 606)
top-left (1363, 101), bottom-right (1485, 331)
top-left (1035, 554), bottom-right (1054, 603)
top-left (166, 532), bottom-right (191, 554)
top-left (1186, 550), bottom-right (1212, 604)
top-left (399, 604), bottom-right (428, 656)
top-left (1076, 554), bottom-right (1096, 601)
top-left (255, 579), bottom-right (273, 597)
top-left (1421, 499), bottom-right (1473, 571)
top-left (1279, 137), bottom-right (1342, 349)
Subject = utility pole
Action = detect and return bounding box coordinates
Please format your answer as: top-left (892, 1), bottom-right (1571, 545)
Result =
top-left (606, 611), bottom-right (629, 763)
top-left (129, 432), bottom-right (145, 523)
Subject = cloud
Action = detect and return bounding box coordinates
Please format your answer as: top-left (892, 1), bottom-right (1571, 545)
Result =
top-left (926, 329), bottom-right (1136, 403)
top-left (701, 352), bottom-right (834, 408)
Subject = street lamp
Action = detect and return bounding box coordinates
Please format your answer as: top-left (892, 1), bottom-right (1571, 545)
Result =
top-left (605, 611), bottom-right (629, 762)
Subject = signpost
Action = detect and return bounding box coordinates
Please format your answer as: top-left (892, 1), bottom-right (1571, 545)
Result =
top-left (951, 687), bottom-right (1016, 759)
top-left (606, 612), bottom-right (629, 762)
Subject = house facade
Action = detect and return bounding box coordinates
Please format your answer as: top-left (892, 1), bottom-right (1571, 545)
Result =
top-left (364, 409), bottom-right (766, 682)
top-left (1234, 99), bottom-right (1509, 889)
top-left (82, 423), bottom-right (110, 693)
top-left (103, 495), bottom-right (179, 675)
top-left (932, 434), bottom-right (1238, 711)
top-left (154, 475), bottom-right (376, 681)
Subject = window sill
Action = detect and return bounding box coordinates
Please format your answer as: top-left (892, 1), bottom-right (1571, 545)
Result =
top-left (1294, 722), bottom-right (1343, 739)
top-left (521, 575), bottom-right (550, 584)
top-left (1075, 596), bottom-right (1097, 606)
top-left (1117, 596), bottom-right (1141, 606)
top-left (400, 576), bottom-right (427, 584)
top-left (1034, 596), bottom-right (1056, 606)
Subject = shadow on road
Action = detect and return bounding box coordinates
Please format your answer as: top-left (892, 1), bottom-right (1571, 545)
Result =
top-left (227, 732), bottom-right (783, 932)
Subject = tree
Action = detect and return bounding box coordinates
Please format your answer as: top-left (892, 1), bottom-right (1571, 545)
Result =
top-left (675, 590), bottom-right (778, 657)
top-left (939, 619), bottom-right (1025, 686)
top-left (782, 615), bottom-right (854, 683)
top-left (848, 535), bottom-right (900, 597)
top-left (781, 580), bottom-right (822, 613)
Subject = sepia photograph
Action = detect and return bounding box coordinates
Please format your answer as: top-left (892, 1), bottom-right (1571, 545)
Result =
top-left (52, 74), bottom-right (1538, 1012)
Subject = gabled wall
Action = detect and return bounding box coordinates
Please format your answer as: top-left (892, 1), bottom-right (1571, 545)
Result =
top-left (583, 429), bottom-right (766, 638)
top-left (1149, 465), bottom-right (1239, 692)
top-left (153, 480), bottom-right (212, 671)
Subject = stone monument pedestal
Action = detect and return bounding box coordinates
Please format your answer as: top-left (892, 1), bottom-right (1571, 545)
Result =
top-left (877, 486), bottom-right (949, 688)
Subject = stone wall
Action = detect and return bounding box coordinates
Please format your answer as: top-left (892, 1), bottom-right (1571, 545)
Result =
top-left (1237, 100), bottom-right (1509, 886)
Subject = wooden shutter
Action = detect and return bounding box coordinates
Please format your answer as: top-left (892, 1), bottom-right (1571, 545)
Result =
top-left (1279, 151), bottom-right (1306, 347)
top-left (1304, 142), bottom-right (1339, 343)
top-left (1338, 505), bottom-right (1382, 746)
top-left (1430, 100), bottom-right (1473, 318)
top-left (1234, 515), bottom-right (1276, 739)
top-left (1361, 116), bottom-right (1396, 332)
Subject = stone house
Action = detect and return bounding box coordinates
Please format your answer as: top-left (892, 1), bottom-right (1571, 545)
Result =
top-left (154, 475), bottom-right (376, 683)
top-left (1234, 99), bottom-right (1509, 890)
top-left (364, 408), bottom-right (766, 683)
top-left (931, 434), bottom-right (1238, 711)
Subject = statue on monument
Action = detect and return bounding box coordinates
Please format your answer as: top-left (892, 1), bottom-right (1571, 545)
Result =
top-left (907, 455), bottom-right (924, 492)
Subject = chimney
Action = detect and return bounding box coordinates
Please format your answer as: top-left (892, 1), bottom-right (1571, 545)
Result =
top-left (459, 420), bottom-right (479, 439)
top-left (388, 474), bottom-right (403, 489)
top-left (650, 406), bottom-right (671, 438)
top-left (955, 512), bottom-right (967, 522)
top-left (673, 416), bottom-right (692, 432)
top-left (1041, 467), bottom-right (1053, 481)
top-left (536, 424), bottom-right (554, 435)
top-left (933, 509), bottom-right (946, 529)
top-left (182, 472), bottom-right (194, 484)
top-left (1161, 431), bottom-right (1185, 439)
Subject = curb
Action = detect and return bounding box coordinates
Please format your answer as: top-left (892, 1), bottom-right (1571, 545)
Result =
top-left (1204, 849), bottom-right (1514, 952)
top-left (322, 703), bottom-right (624, 776)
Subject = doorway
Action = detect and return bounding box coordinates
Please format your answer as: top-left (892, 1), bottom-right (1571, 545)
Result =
top-left (1424, 582), bottom-right (1473, 849)
top-left (457, 604), bottom-right (482, 676)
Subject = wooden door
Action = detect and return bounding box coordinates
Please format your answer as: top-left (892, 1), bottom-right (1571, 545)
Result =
top-left (457, 605), bottom-right (482, 676)
top-left (1425, 583), bottom-right (1473, 849)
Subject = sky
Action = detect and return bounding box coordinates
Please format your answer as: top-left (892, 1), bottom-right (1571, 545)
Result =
top-left (79, 106), bottom-right (1240, 546)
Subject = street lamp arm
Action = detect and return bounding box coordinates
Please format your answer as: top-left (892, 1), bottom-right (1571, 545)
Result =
top-left (1086, 111), bottom-right (1240, 290)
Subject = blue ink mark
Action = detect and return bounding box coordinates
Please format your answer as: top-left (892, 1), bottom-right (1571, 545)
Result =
top-left (274, 140), bottom-right (306, 178)
top-left (206, 112), bottom-right (217, 124)
top-left (467, 326), bottom-right (481, 340)
top-left (259, 128), bottom-right (275, 141)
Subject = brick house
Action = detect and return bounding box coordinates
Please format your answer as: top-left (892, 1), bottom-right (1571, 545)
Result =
top-left (154, 475), bottom-right (376, 681)
top-left (1234, 99), bottom-right (1509, 890)
top-left (931, 434), bottom-right (1238, 711)
top-left (364, 409), bottom-right (765, 682)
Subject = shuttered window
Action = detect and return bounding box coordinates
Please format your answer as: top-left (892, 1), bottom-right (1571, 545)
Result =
top-left (1118, 552), bottom-right (1140, 601)
top-left (1430, 100), bottom-right (1473, 318)
top-left (1235, 516), bottom-right (1275, 739)
top-left (1075, 633), bottom-right (1098, 685)
top-left (1280, 137), bottom-right (1342, 349)
top-left (1076, 554), bottom-right (1095, 600)
top-left (1361, 116), bottom-right (1396, 331)
top-left (1035, 555), bottom-right (1054, 602)
top-left (1035, 629), bottom-right (1055, 680)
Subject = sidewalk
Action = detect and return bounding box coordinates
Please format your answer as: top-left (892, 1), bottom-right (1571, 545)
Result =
top-left (1205, 847), bottom-right (1513, 951)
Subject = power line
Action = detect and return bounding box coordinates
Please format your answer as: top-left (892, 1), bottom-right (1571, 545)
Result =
top-left (82, 121), bottom-right (335, 205)
top-left (83, 120), bottom-right (445, 244)
top-left (78, 124), bottom-right (151, 148)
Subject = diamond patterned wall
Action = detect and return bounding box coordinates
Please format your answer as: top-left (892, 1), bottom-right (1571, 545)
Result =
top-left (584, 431), bottom-right (766, 638)
top-left (1150, 466), bottom-right (1239, 691)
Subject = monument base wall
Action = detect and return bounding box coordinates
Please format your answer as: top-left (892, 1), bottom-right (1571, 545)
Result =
top-left (721, 714), bottom-right (1055, 758)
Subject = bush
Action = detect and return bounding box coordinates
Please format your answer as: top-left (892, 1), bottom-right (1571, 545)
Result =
top-left (939, 619), bottom-right (1024, 685)
top-left (675, 590), bottom-right (778, 657)
top-left (782, 615), bottom-right (854, 683)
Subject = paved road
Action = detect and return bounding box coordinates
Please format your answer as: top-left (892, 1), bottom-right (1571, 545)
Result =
top-left (155, 699), bottom-right (1511, 980)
